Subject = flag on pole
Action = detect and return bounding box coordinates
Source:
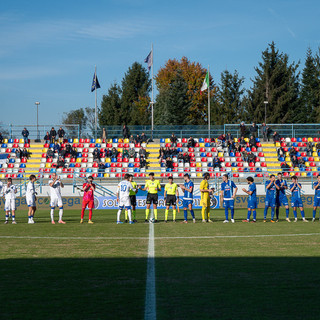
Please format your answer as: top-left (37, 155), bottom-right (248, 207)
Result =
top-left (91, 71), bottom-right (101, 92)
top-left (144, 50), bottom-right (153, 71)
top-left (200, 70), bottom-right (209, 92)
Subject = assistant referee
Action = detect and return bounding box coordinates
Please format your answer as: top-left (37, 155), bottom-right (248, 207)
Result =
top-left (164, 176), bottom-right (179, 222)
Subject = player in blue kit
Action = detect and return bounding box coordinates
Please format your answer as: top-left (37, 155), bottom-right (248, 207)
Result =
top-left (275, 172), bottom-right (291, 222)
top-left (179, 173), bottom-right (195, 223)
top-left (290, 175), bottom-right (308, 222)
top-left (312, 174), bottom-right (320, 222)
top-left (220, 174), bottom-right (238, 223)
top-left (242, 176), bottom-right (257, 222)
top-left (264, 174), bottom-right (277, 222)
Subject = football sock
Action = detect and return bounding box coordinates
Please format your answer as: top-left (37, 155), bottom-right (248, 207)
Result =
top-left (89, 209), bottom-right (93, 220)
top-left (271, 208), bottom-right (275, 220)
top-left (253, 210), bottom-right (257, 220)
top-left (5, 214), bottom-right (9, 221)
top-left (231, 208), bottom-right (234, 219)
top-left (59, 208), bottom-right (63, 221)
top-left (225, 207), bottom-right (229, 220)
top-left (264, 207), bottom-right (268, 219)
top-left (286, 208), bottom-right (289, 218)
top-left (190, 209), bottom-right (195, 219)
top-left (173, 209), bottom-right (176, 220)
top-left (293, 210), bottom-right (297, 218)
top-left (81, 208), bottom-right (85, 219)
top-left (12, 214), bottom-right (15, 221)
top-left (165, 209), bottom-right (169, 220)
top-left (127, 209), bottom-right (132, 222)
top-left (276, 207), bottom-right (279, 219)
top-left (154, 209), bottom-right (158, 220)
top-left (50, 208), bottom-right (54, 221)
top-left (117, 209), bottom-right (121, 221)
top-left (184, 209), bottom-right (188, 221)
top-left (301, 210), bottom-right (305, 218)
top-left (201, 207), bottom-right (205, 220)
top-left (313, 209), bottom-right (316, 219)
top-left (247, 210), bottom-right (251, 220)
top-left (125, 210), bottom-right (128, 220)
top-left (145, 209), bottom-right (150, 219)
top-left (207, 208), bottom-right (210, 220)
top-left (132, 210), bottom-right (136, 219)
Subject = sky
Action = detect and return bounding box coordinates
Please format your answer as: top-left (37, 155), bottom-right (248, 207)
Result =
top-left (0, 0), bottom-right (319, 126)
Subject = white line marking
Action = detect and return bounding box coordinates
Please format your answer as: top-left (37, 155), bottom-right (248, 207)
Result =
top-left (144, 222), bottom-right (156, 320)
top-left (0, 233), bottom-right (320, 241)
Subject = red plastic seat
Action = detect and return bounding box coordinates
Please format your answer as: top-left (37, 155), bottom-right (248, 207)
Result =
top-left (291, 138), bottom-right (297, 142)
top-left (196, 167), bottom-right (202, 172)
top-left (256, 173), bottom-right (263, 177)
top-left (237, 162), bottom-right (243, 167)
top-left (258, 152), bottom-right (264, 157)
top-left (256, 143), bottom-right (261, 147)
top-left (261, 162), bottom-right (267, 167)
top-left (200, 147), bottom-right (206, 152)
top-left (238, 167), bottom-right (244, 172)
top-left (140, 173), bottom-right (146, 177)
top-left (107, 143), bottom-right (112, 148)
top-left (85, 139), bottom-right (90, 143)
top-left (67, 174), bottom-right (73, 178)
top-left (118, 143), bottom-right (123, 148)
top-left (167, 173), bottom-right (173, 177)
top-left (235, 152), bottom-right (241, 157)
top-left (117, 163), bottom-right (122, 168)
top-left (177, 143), bottom-right (182, 147)
top-left (188, 148), bottom-right (194, 152)
top-left (195, 143), bottom-right (199, 147)
top-left (233, 173), bottom-right (239, 177)
top-left (190, 163), bottom-right (196, 167)
top-left (81, 158), bottom-right (88, 163)
top-left (251, 147), bottom-right (257, 152)
top-left (135, 143), bottom-right (141, 148)
top-left (249, 162), bottom-right (255, 167)
top-left (189, 152), bottom-right (195, 158)
top-left (79, 138), bottom-right (85, 143)
top-left (250, 167), bottom-right (256, 172)
top-left (302, 137), bottom-right (307, 142)
top-left (281, 142), bottom-right (286, 147)
top-left (184, 168), bottom-right (190, 172)
top-left (314, 138), bottom-right (319, 142)
top-left (225, 162), bottom-right (231, 167)
top-left (182, 138), bottom-right (187, 143)
top-left (111, 163), bottom-right (116, 168)
top-left (92, 162), bottom-right (99, 168)
top-left (80, 168), bottom-right (86, 172)
top-left (111, 168), bottom-right (116, 172)
top-left (122, 168), bottom-right (128, 173)
top-left (8, 163), bottom-right (14, 168)
top-left (161, 173), bottom-right (166, 177)
top-left (207, 152), bottom-right (212, 157)
top-left (179, 173), bottom-right (184, 177)
top-left (134, 163), bottom-right (140, 168)
top-left (201, 158), bottom-right (207, 162)
top-left (92, 173), bottom-right (98, 178)
top-left (308, 157), bottom-right (314, 161)
top-left (211, 147), bottom-right (217, 152)
top-left (134, 173), bottom-right (140, 178)
top-left (14, 139), bottom-right (19, 143)
top-left (219, 157), bottom-right (225, 162)
top-left (236, 157), bottom-right (242, 162)
top-left (75, 163), bottom-right (81, 168)
top-left (89, 143), bottom-right (95, 148)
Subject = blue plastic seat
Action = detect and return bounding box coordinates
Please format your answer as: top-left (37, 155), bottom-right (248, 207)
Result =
top-left (303, 157), bottom-right (308, 161)
top-left (69, 163), bottom-right (75, 168)
top-left (297, 137), bottom-right (302, 142)
top-left (128, 163), bottom-right (134, 168)
top-left (300, 167), bottom-right (305, 171)
top-left (134, 168), bottom-right (140, 172)
top-left (230, 152), bottom-right (235, 157)
top-left (50, 143), bottom-right (54, 148)
top-left (2, 144), bottom-right (7, 148)
top-left (95, 143), bottom-right (101, 148)
top-left (161, 163), bottom-right (166, 167)
top-left (208, 163), bottom-right (212, 167)
top-left (98, 173), bottom-right (104, 178)
top-left (160, 138), bottom-right (165, 143)
top-left (17, 174), bottom-right (23, 178)
top-left (177, 148), bottom-right (182, 152)
top-left (292, 142), bottom-right (298, 147)
top-left (279, 157), bottom-right (285, 162)
top-left (77, 153), bottom-right (82, 158)
top-left (231, 163), bottom-right (237, 167)
top-left (112, 138), bottom-right (118, 143)
top-left (9, 158), bottom-right (15, 163)
top-left (244, 168), bottom-right (249, 172)
top-left (68, 138), bottom-right (73, 143)
top-left (90, 139), bottom-right (95, 143)
top-left (296, 152), bottom-right (301, 157)
top-left (86, 168), bottom-right (92, 173)
top-left (20, 164), bottom-right (26, 168)
top-left (166, 168), bottom-right (172, 172)
top-left (200, 152), bottom-right (206, 157)
top-left (307, 172), bottom-right (312, 177)
top-left (199, 138), bottom-right (204, 143)
top-left (50, 168), bottom-right (56, 173)
top-left (255, 138), bottom-right (260, 142)
top-left (8, 139), bottom-right (13, 143)
top-left (246, 147), bottom-right (251, 152)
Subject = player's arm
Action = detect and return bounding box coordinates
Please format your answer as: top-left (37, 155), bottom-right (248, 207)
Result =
top-left (297, 183), bottom-right (302, 189)
top-left (233, 187), bottom-right (238, 198)
top-left (266, 181), bottom-right (273, 189)
top-left (59, 177), bottom-right (64, 188)
top-left (275, 181), bottom-right (280, 190)
top-left (176, 187), bottom-right (179, 199)
top-left (82, 183), bottom-right (90, 191)
top-left (290, 184), bottom-right (296, 192)
top-left (178, 184), bottom-right (185, 191)
top-left (220, 190), bottom-right (224, 202)
top-left (157, 181), bottom-right (161, 192)
top-left (116, 186), bottom-right (120, 202)
top-left (49, 178), bottom-right (56, 187)
top-left (164, 189), bottom-right (167, 200)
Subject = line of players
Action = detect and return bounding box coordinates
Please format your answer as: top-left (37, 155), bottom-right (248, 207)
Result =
top-left (1, 171), bottom-right (320, 224)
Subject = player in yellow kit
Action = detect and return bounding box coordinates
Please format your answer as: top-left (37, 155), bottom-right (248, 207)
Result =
top-left (200, 172), bottom-right (214, 223)
top-left (141, 172), bottom-right (161, 223)
top-left (164, 176), bottom-right (179, 222)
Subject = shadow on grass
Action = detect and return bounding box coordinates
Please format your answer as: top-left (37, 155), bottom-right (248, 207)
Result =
top-left (1, 257), bottom-right (320, 320)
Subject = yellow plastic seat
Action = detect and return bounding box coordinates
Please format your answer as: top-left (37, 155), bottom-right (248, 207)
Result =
top-left (4, 139), bottom-right (8, 143)
top-left (42, 148), bottom-right (47, 152)
top-left (232, 167), bottom-right (237, 172)
top-left (285, 157), bottom-right (291, 162)
top-left (76, 158), bottom-right (81, 163)
top-left (244, 138), bottom-right (249, 142)
top-left (294, 167), bottom-right (299, 172)
top-left (45, 163), bottom-right (51, 168)
top-left (301, 172), bottom-right (307, 177)
top-left (218, 152), bottom-right (224, 157)
top-left (0, 174), bottom-right (5, 178)
top-left (313, 152), bottom-right (318, 157)
top-left (275, 142), bottom-right (280, 147)
top-left (118, 138), bottom-right (123, 143)
top-left (96, 138), bottom-right (101, 143)
top-left (107, 139), bottom-right (112, 143)
top-left (74, 138), bottom-right (79, 143)
top-left (315, 157), bottom-right (319, 162)
top-left (104, 173), bottom-right (110, 178)
top-left (19, 139), bottom-right (24, 143)
top-left (197, 173), bottom-right (202, 177)
top-left (196, 162), bottom-right (202, 167)
top-left (124, 138), bottom-right (129, 143)
top-left (308, 137), bottom-right (313, 142)
top-left (312, 167), bottom-right (317, 171)
top-left (199, 143), bottom-right (205, 147)
top-left (234, 138), bottom-right (238, 142)
top-left (165, 138), bottom-right (170, 143)
top-left (105, 158), bottom-right (111, 163)
top-left (313, 147), bottom-right (317, 152)
top-left (305, 162), bottom-right (310, 167)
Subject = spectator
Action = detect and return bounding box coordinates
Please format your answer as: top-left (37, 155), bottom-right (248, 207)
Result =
top-left (183, 152), bottom-right (190, 163)
top-left (273, 131), bottom-right (281, 144)
top-left (111, 147), bottom-right (118, 159)
top-left (177, 151), bottom-right (184, 163)
top-left (281, 161), bottom-right (290, 172)
top-left (234, 142), bottom-right (241, 153)
top-left (140, 155), bottom-right (147, 169)
top-left (53, 142), bottom-right (60, 154)
top-left (0, 132), bottom-right (3, 144)
top-left (21, 147), bottom-right (30, 159)
top-left (60, 147), bottom-right (67, 159)
top-left (171, 147), bottom-right (178, 158)
top-left (43, 131), bottom-right (50, 144)
top-left (15, 147), bottom-right (22, 159)
top-left (128, 147), bottom-right (135, 158)
top-left (226, 132), bottom-right (233, 141)
top-left (240, 122), bottom-right (246, 137)
top-left (217, 134), bottom-right (226, 145)
top-left (164, 147), bottom-right (171, 159)
top-left (249, 123), bottom-right (258, 138)
top-left (57, 127), bottom-right (65, 144)
top-left (135, 134), bottom-right (141, 144)
top-left (122, 125), bottom-right (130, 139)
top-left (49, 127), bottom-right (57, 144)
top-left (158, 147), bottom-right (165, 158)
top-left (140, 132), bottom-right (148, 143)
top-left (123, 148), bottom-right (129, 159)
top-left (210, 137), bottom-right (216, 147)
top-left (93, 147), bottom-right (101, 162)
top-left (56, 156), bottom-right (65, 169)
top-left (65, 143), bottom-right (72, 154)
top-left (247, 151), bottom-right (256, 164)
top-left (102, 128), bottom-right (107, 141)
top-left (159, 151), bottom-right (165, 164)
top-left (298, 157), bottom-right (306, 169)
top-left (227, 140), bottom-right (235, 153)
top-left (289, 147), bottom-right (297, 159)
top-left (98, 162), bottom-right (105, 173)
top-left (170, 133), bottom-right (178, 146)
top-left (316, 141), bottom-right (320, 151)
top-left (291, 155), bottom-right (299, 168)
top-left (129, 135), bottom-right (135, 143)
top-left (22, 128), bottom-right (29, 144)
top-left (187, 136), bottom-right (195, 148)
top-left (46, 148), bottom-right (54, 160)
top-left (249, 135), bottom-right (256, 148)
top-left (242, 149), bottom-right (248, 162)
top-left (277, 146), bottom-right (285, 160)
top-left (104, 148), bottom-right (112, 158)
top-left (70, 147), bottom-right (77, 159)
top-left (239, 136), bottom-right (246, 146)
top-left (306, 141), bottom-right (313, 156)
top-left (212, 156), bottom-right (221, 168)
top-left (261, 123), bottom-right (267, 141)
top-left (139, 147), bottom-right (147, 158)
top-left (165, 157), bottom-right (173, 170)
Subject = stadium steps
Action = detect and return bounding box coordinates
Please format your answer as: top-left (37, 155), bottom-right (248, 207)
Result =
top-left (261, 142), bottom-right (281, 172)
top-left (25, 142), bottom-right (44, 174)
top-left (146, 142), bottom-right (161, 176)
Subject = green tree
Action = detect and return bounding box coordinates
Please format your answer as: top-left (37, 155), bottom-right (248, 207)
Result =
top-left (120, 62), bottom-right (151, 125)
top-left (62, 108), bottom-right (86, 138)
top-left (211, 70), bottom-right (245, 125)
top-left (245, 42), bottom-right (300, 123)
top-left (154, 71), bottom-right (191, 125)
top-left (99, 83), bottom-right (122, 126)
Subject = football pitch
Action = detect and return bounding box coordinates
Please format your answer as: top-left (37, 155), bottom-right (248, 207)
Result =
top-left (1, 208), bottom-right (320, 320)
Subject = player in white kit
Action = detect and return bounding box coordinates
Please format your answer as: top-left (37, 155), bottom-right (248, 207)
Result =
top-left (49, 172), bottom-right (65, 224)
top-left (3, 178), bottom-right (17, 224)
top-left (116, 173), bottom-right (134, 224)
top-left (26, 174), bottom-right (37, 224)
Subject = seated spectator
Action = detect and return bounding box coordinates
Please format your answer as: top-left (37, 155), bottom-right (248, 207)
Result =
top-left (46, 148), bottom-right (54, 159)
top-left (298, 157), bottom-right (305, 168)
top-left (226, 132), bottom-right (233, 141)
top-left (165, 157), bottom-right (173, 169)
top-left (234, 142), bottom-right (241, 153)
top-left (128, 147), bottom-right (135, 158)
top-left (187, 136), bottom-right (195, 148)
top-left (227, 140), bottom-right (235, 153)
top-left (21, 147), bottom-right (30, 159)
top-left (242, 150), bottom-right (248, 162)
top-left (53, 142), bottom-right (60, 154)
top-left (123, 148), bottom-right (129, 159)
top-left (273, 131), bottom-right (281, 144)
top-left (159, 151), bottom-right (165, 164)
top-left (164, 147), bottom-right (171, 158)
top-left (171, 147), bottom-right (178, 158)
top-left (135, 134), bottom-right (141, 144)
top-left (104, 148), bottom-right (112, 158)
top-left (111, 147), bottom-right (118, 159)
top-left (217, 134), bottom-right (226, 145)
top-left (210, 137), bottom-right (216, 147)
top-left (65, 143), bottom-right (72, 154)
top-left (249, 135), bottom-right (256, 148)
top-left (183, 152), bottom-right (190, 163)
top-left (49, 127), bottom-right (57, 144)
top-left (129, 135), bottom-right (135, 143)
top-left (57, 127), bottom-right (65, 144)
top-left (291, 155), bottom-right (299, 168)
top-left (239, 136), bottom-right (246, 146)
top-left (316, 142), bottom-right (320, 151)
top-left (277, 146), bottom-right (285, 160)
top-left (98, 162), bottom-right (105, 173)
top-left (70, 147), bottom-right (77, 159)
top-left (60, 148), bottom-right (67, 159)
top-left (15, 147), bottom-right (22, 159)
top-left (247, 150), bottom-right (256, 164)
top-left (177, 152), bottom-right (184, 162)
top-left (158, 147), bottom-right (165, 158)
top-left (281, 161), bottom-right (290, 172)
top-left (0, 132), bottom-right (3, 144)
top-left (289, 148), bottom-right (297, 159)
top-left (139, 147), bottom-right (147, 158)
top-left (170, 133), bottom-right (178, 146)
top-left (140, 155), bottom-right (147, 168)
top-left (140, 132), bottom-right (148, 143)
top-left (93, 147), bottom-right (101, 162)
top-left (43, 131), bottom-right (50, 144)
top-left (306, 142), bottom-right (313, 156)
top-left (56, 156), bottom-right (65, 169)
top-left (212, 156), bottom-right (221, 168)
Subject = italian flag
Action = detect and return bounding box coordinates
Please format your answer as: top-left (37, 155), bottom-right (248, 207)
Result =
top-left (200, 70), bottom-right (209, 92)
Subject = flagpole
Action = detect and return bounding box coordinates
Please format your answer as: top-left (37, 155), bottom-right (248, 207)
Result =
top-left (151, 43), bottom-right (154, 139)
top-left (208, 65), bottom-right (210, 139)
top-left (95, 65), bottom-right (97, 139)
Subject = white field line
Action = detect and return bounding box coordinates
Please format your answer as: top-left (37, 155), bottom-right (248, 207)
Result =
top-left (1, 233), bottom-right (320, 241)
top-left (144, 222), bottom-right (156, 320)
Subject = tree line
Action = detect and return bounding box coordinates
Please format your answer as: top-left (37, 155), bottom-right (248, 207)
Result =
top-left (63, 42), bottom-right (320, 129)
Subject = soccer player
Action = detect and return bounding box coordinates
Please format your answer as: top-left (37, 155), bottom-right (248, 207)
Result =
top-left (26, 174), bottom-right (37, 224)
top-left (220, 174), bottom-right (238, 223)
top-left (141, 172), bottom-right (161, 223)
top-left (242, 176), bottom-right (257, 222)
top-left (312, 174), bottom-right (320, 222)
top-left (49, 172), bottom-right (65, 224)
top-left (290, 175), bottom-right (308, 222)
top-left (179, 173), bottom-right (195, 223)
top-left (164, 176), bottom-right (179, 222)
top-left (200, 172), bottom-right (213, 223)
top-left (264, 174), bottom-right (277, 223)
top-left (116, 173), bottom-right (134, 224)
top-left (125, 175), bottom-right (139, 223)
top-left (275, 172), bottom-right (291, 222)
top-left (80, 176), bottom-right (96, 224)
top-left (3, 178), bottom-right (17, 224)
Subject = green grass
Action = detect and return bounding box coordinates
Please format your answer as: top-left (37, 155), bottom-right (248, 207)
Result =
top-left (1, 208), bottom-right (320, 319)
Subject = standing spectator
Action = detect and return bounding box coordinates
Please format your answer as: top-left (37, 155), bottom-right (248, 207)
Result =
top-left (250, 123), bottom-right (258, 138)
top-left (240, 122), bottom-right (246, 138)
top-left (261, 123), bottom-right (267, 141)
top-left (57, 127), bottom-right (65, 144)
top-left (0, 132), bottom-right (3, 144)
top-left (306, 141), bottom-right (313, 156)
top-left (102, 128), bottom-right (107, 141)
top-left (170, 133), bottom-right (178, 147)
top-left (43, 131), bottom-right (50, 144)
top-left (226, 132), bottom-right (233, 141)
top-left (122, 125), bottom-right (130, 139)
top-left (49, 127), bottom-right (57, 144)
top-left (22, 128), bottom-right (29, 144)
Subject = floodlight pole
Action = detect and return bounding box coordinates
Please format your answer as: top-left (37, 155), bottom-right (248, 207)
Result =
top-left (35, 101), bottom-right (40, 142)
top-left (264, 101), bottom-right (268, 124)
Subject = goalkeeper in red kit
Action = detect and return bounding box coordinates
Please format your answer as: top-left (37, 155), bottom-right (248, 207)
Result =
top-left (80, 176), bottom-right (96, 224)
